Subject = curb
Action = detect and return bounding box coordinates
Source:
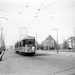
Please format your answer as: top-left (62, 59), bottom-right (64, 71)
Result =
top-left (37, 50), bottom-right (75, 57)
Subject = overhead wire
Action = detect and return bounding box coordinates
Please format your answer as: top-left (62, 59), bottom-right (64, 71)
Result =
top-left (26, 17), bottom-right (36, 28)
top-left (5, 0), bottom-right (29, 25)
top-left (19, 0), bottom-right (37, 14)
top-left (40, 0), bottom-right (61, 10)
top-left (19, 0), bottom-right (29, 14)
top-left (5, 0), bottom-right (74, 28)
top-left (35, 0), bottom-right (48, 16)
top-left (27, 0), bottom-right (29, 6)
top-left (26, 0), bottom-right (48, 28)
top-left (37, 5), bottom-right (75, 17)
top-left (5, 0), bottom-right (36, 26)
top-left (26, 0), bottom-right (62, 28)
top-left (35, 0), bottom-right (62, 18)
top-left (19, 6), bottom-right (28, 14)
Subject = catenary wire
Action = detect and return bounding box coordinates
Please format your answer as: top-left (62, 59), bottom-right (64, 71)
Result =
top-left (37, 5), bottom-right (75, 17)
top-left (35, 0), bottom-right (62, 17)
top-left (19, 0), bottom-right (29, 14)
top-left (5, 0), bottom-right (29, 25)
top-left (41, 0), bottom-right (61, 10)
top-left (35, 0), bottom-right (48, 16)
top-left (26, 17), bottom-right (36, 28)
top-left (26, 0), bottom-right (48, 28)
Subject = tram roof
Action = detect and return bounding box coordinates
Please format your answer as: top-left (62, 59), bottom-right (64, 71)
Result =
top-left (24, 36), bottom-right (35, 39)
top-left (15, 36), bottom-right (35, 44)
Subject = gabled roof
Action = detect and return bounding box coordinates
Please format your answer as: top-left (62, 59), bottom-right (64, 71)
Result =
top-left (67, 36), bottom-right (75, 41)
top-left (45, 35), bottom-right (54, 41)
top-left (42, 35), bottom-right (55, 44)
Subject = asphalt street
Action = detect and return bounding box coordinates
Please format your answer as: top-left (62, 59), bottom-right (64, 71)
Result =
top-left (0, 49), bottom-right (75, 75)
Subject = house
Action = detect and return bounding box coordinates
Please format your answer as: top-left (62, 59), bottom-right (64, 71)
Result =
top-left (41, 35), bottom-right (56, 50)
top-left (67, 36), bottom-right (75, 49)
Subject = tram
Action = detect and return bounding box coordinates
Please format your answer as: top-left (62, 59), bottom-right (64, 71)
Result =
top-left (15, 36), bottom-right (36, 56)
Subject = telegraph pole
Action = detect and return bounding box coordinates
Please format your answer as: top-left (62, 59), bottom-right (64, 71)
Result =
top-left (73, 28), bottom-right (75, 50)
top-left (0, 17), bottom-right (7, 51)
top-left (0, 27), bottom-right (3, 51)
top-left (36, 31), bottom-right (37, 50)
top-left (52, 29), bottom-right (58, 54)
top-left (57, 29), bottom-right (58, 54)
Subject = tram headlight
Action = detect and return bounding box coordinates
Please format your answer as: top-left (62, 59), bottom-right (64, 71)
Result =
top-left (32, 46), bottom-right (35, 50)
top-left (26, 45), bottom-right (27, 47)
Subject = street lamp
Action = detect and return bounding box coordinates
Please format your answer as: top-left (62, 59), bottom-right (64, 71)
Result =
top-left (52, 29), bottom-right (58, 54)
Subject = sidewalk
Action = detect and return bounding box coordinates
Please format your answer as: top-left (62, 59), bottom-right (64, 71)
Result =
top-left (36, 50), bottom-right (75, 57)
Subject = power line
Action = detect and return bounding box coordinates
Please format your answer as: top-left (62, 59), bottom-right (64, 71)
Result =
top-left (41, 0), bottom-right (61, 10)
top-left (37, 5), bottom-right (75, 17)
top-left (35, 0), bottom-right (61, 17)
top-left (26, 0), bottom-right (48, 28)
top-left (19, 0), bottom-right (37, 14)
top-left (39, 0), bottom-right (47, 9)
top-left (19, 6), bottom-right (28, 14)
top-left (35, 0), bottom-right (47, 16)
top-left (5, 0), bottom-right (29, 24)
top-left (19, 0), bottom-right (29, 14)
top-left (48, 5), bottom-right (75, 14)
top-left (27, 0), bottom-right (29, 6)
top-left (26, 17), bottom-right (36, 28)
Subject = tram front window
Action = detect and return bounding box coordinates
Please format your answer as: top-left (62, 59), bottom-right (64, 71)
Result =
top-left (27, 39), bottom-right (35, 45)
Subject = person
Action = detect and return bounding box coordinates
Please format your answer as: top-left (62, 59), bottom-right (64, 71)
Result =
top-left (0, 51), bottom-right (5, 61)
top-left (0, 47), bottom-right (6, 61)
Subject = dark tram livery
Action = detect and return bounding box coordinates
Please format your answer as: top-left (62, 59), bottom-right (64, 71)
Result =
top-left (15, 36), bottom-right (36, 56)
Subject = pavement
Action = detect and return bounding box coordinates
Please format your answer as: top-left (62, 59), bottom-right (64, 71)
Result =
top-left (36, 50), bottom-right (75, 57)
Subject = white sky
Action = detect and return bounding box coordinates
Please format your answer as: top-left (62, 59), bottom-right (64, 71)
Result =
top-left (0, 0), bottom-right (75, 46)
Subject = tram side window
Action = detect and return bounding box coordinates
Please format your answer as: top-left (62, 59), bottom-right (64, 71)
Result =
top-left (21, 41), bottom-right (23, 47)
top-left (16, 43), bottom-right (18, 47)
top-left (23, 40), bottom-right (26, 46)
top-left (18, 42), bottom-right (20, 47)
top-left (20, 42), bottom-right (21, 47)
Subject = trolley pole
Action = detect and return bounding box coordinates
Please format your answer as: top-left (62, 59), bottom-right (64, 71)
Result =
top-left (19, 28), bottom-right (28, 40)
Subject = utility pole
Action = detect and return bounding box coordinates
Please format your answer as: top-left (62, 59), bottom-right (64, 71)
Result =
top-left (47, 39), bottom-right (49, 50)
top-left (52, 29), bottom-right (58, 54)
top-left (73, 28), bottom-right (75, 50)
top-left (48, 41), bottom-right (49, 50)
top-left (57, 29), bottom-right (58, 54)
top-left (1, 27), bottom-right (3, 51)
top-left (36, 31), bottom-right (37, 50)
top-left (0, 17), bottom-right (7, 51)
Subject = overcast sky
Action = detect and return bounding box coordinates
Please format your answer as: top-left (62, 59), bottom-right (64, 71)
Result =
top-left (0, 0), bottom-right (75, 46)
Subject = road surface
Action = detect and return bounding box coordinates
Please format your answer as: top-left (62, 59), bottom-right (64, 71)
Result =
top-left (0, 49), bottom-right (75, 75)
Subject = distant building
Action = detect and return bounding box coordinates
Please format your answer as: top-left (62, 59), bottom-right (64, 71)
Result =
top-left (67, 36), bottom-right (75, 49)
top-left (41, 35), bottom-right (56, 50)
